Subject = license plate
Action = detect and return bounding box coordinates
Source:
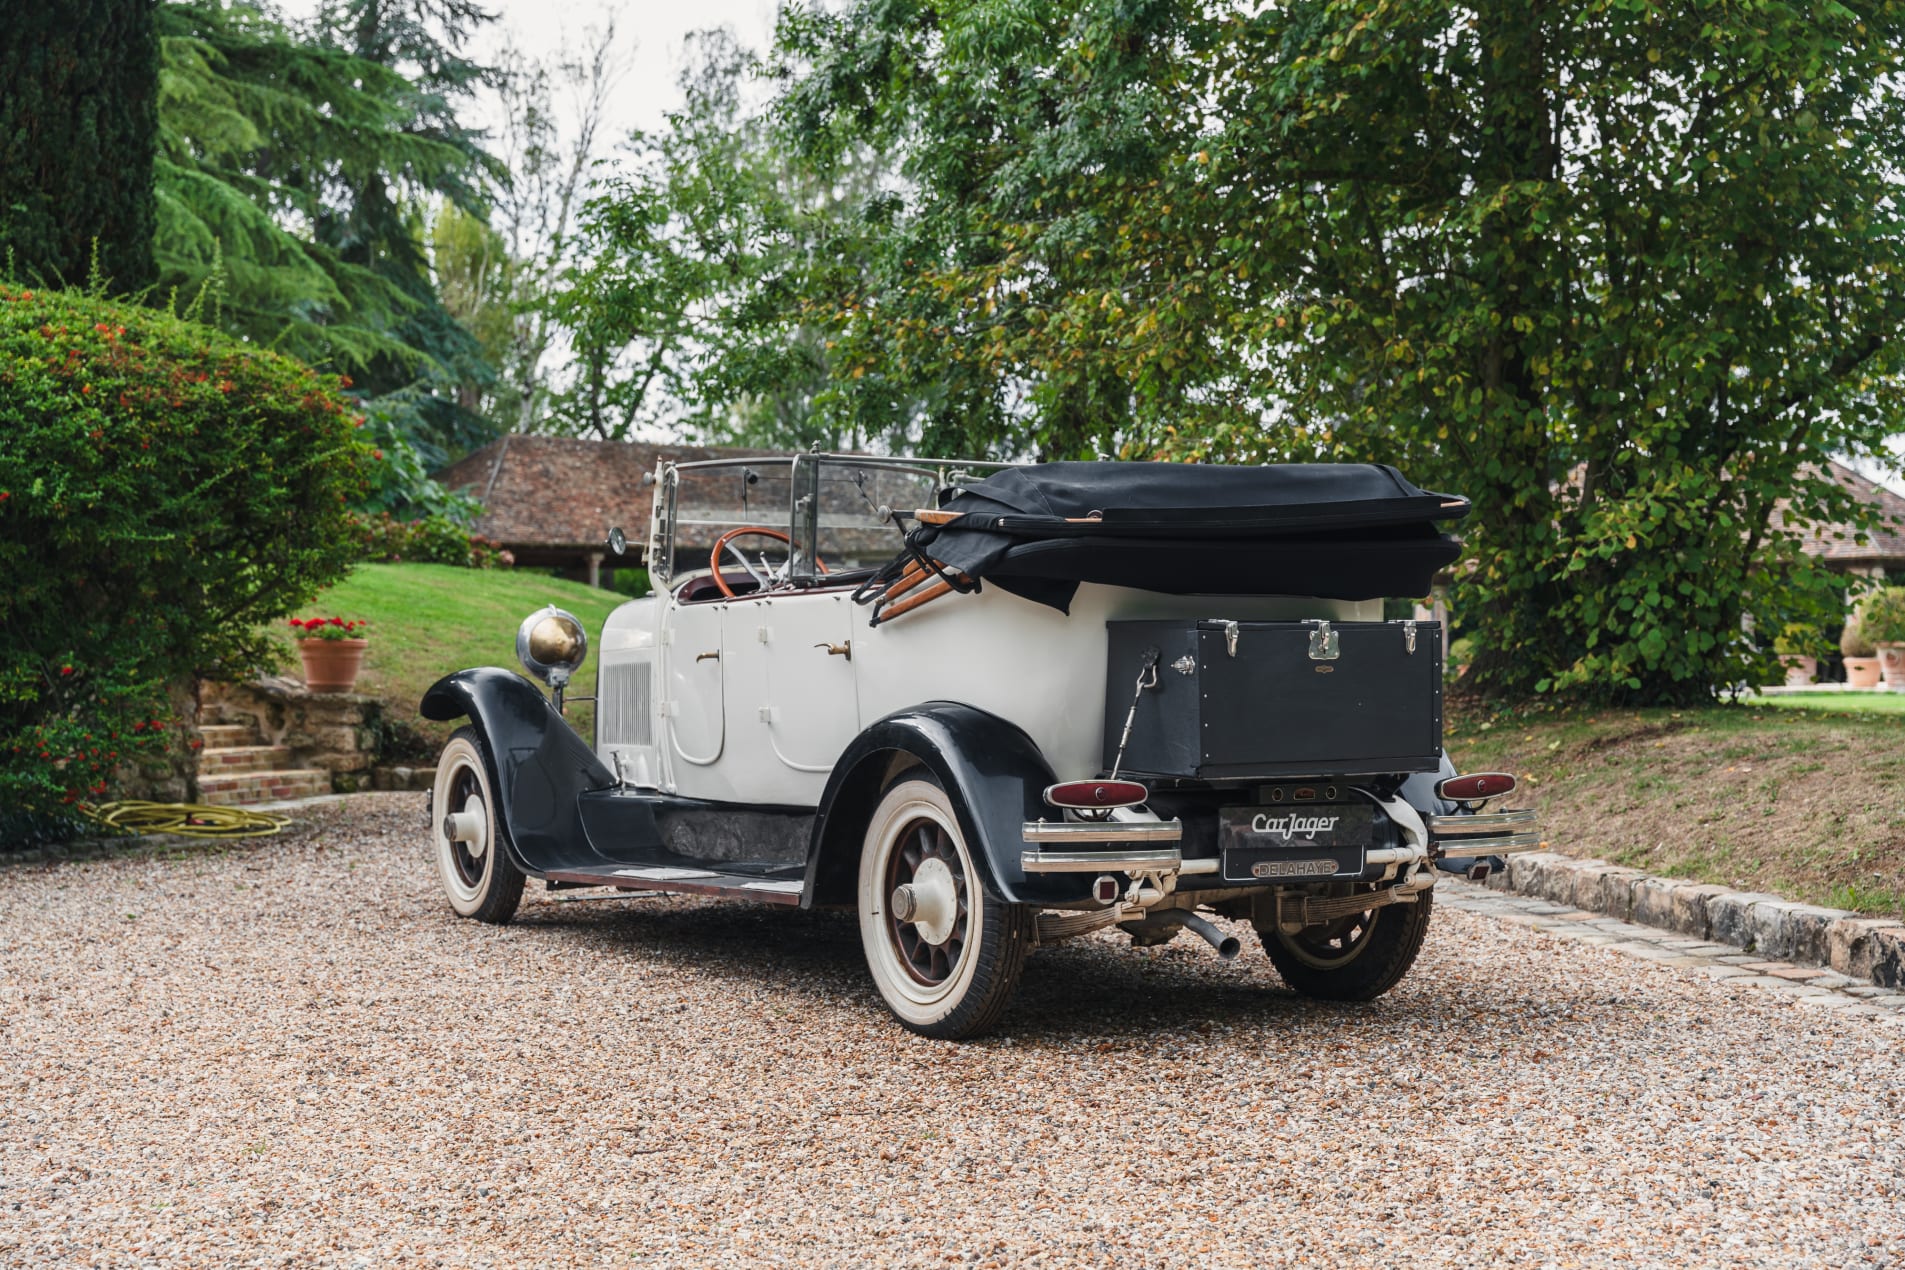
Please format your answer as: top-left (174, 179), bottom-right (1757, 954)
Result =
top-left (1219, 804), bottom-right (1373, 883)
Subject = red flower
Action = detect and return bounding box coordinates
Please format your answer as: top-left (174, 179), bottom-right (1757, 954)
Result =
top-left (372, 448), bottom-right (384, 460)
top-left (59, 665), bottom-right (73, 676)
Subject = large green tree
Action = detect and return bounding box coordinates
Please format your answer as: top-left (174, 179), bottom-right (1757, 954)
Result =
top-left (156, 0), bottom-right (503, 469)
top-left (779, 0), bottom-right (1905, 703)
top-left (0, 0), bottom-right (159, 293)
top-left (549, 28), bottom-right (894, 447)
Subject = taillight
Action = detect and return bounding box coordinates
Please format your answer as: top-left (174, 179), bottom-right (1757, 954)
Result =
top-left (1045, 779), bottom-right (1149, 810)
top-left (1435, 772), bottom-right (1518, 803)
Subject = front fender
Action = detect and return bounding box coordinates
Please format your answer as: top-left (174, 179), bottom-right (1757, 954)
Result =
top-left (804, 703), bottom-right (1067, 909)
top-left (421, 667), bottom-right (615, 873)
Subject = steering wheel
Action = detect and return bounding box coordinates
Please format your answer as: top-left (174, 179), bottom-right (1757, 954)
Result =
top-left (707, 527), bottom-right (828, 598)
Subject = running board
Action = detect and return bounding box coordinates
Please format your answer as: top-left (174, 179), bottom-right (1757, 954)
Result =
top-left (541, 864), bottom-right (805, 906)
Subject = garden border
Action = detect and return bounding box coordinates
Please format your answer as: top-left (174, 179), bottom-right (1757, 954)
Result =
top-left (1485, 852), bottom-right (1905, 986)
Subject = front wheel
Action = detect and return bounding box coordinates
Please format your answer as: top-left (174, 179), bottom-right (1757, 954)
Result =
top-left (431, 727), bottom-right (525, 924)
top-left (857, 778), bottom-right (1031, 1039)
top-left (1258, 884), bottom-right (1433, 1002)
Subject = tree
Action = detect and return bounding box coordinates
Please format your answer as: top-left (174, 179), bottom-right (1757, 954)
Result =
top-left (308, 0), bottom-right (506, 466)
top-left (0, 0), bottom-right (158, 293)
top-left (778, 0), bottom-right (1905, 703)
top-left (547, 28), bottom-right (893, 448)
top-left (433, 28), bottom-right (626, 434)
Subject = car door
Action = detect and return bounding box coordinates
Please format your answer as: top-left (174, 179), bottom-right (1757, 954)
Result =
top-left (757, 591), bottom-right (860, 774)
top-left (661, 598), bottom-right (725, 769)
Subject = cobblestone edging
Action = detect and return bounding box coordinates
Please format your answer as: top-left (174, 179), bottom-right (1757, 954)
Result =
top-left (1480, 851), bottom-right (1905, 987)
top-left (1436, 878), bottom-right (1905, 1022)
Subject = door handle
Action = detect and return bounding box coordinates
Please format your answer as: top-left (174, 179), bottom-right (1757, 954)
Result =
top-left (696, 650), bottom-right (721, 663)
top-left (814, 641), bottom-right (852, 660)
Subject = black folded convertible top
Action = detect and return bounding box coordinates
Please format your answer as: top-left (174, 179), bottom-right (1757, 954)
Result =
top-left (894, 461), bottom-right (1466, 612)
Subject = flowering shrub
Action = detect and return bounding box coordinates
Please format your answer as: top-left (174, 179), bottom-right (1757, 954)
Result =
top-left (289, 617), bottom-right (369, 642)
top-left (352, 511), bottom-right (514, 569)
top-left (0, 284), bottom-right (369, 833)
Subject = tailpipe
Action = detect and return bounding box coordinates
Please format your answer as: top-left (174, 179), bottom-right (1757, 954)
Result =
top-left (1181, 912), bottom-right (1241, 961)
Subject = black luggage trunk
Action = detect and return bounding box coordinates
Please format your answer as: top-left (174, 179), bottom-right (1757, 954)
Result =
top-left (1102, 619), bottom-right (1443, 780)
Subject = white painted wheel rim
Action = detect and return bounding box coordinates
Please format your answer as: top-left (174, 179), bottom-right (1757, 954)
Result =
top-left (858, 781), bottom-right (987, 1026)
top-left (432, 737), bottom-right (496, 917)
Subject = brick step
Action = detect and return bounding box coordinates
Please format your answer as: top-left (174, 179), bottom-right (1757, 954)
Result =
top-left (196, 745), bottom-right (293, 776)
top-left (197, 769), bottom-right (332, 806)
top-left (199, 724), bottom-right (259, 751)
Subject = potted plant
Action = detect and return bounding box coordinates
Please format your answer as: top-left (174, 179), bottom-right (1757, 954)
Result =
top-left (1841, 609), bottom-right (1883, 688)
top-left (1858, 586), bottom-right (1905, 692)
top-left (289, 617), bottom-right (369, 693)
top-left (1773, 623), bottom-right (1826, 687)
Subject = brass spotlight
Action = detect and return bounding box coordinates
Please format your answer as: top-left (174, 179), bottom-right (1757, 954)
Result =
top-left (516, 606), bottom-right (589, 688)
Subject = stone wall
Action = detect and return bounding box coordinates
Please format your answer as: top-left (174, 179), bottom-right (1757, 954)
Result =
top-left (200, 676), bottom-right (384, 793)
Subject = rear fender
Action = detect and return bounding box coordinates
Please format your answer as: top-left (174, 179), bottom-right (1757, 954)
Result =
top-left (804, 703), bottom-right (1070, 909)
top-left (420, 667), bottom-right (615, 874)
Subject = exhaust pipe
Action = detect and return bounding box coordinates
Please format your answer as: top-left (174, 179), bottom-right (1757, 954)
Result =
top-left (1181, 912), bottom-right (1241, 961)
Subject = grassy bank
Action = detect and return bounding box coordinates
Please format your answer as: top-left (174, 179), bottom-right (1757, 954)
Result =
top-left (1449, 697), bottom-right (1905, 918)
top-left (279, 564), bottom-right (627, 752)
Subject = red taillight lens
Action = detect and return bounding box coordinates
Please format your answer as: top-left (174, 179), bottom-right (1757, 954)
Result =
top-left (1435, 772), bottom-right (1518, 803)
top-left (1045, 779), bottom-right (1149, 809)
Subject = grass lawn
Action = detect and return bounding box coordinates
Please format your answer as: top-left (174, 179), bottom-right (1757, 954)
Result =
top-left (1758, 690), bottom-right (1905, 715)
top-left (1449, 698), bottom-right (1905, 919)
top-left (278, 563), bottom-right (629, 754)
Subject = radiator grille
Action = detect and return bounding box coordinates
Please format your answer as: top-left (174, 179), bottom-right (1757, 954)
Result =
top-left (600, 661), bottom-right (653, 746)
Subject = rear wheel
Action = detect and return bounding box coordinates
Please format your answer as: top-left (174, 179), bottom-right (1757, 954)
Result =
top-left (857, 778), bottom-right (1031, 1039)
top-left (1258, 884), bottom-right (1432, 1001)
top-left (431, 728), bottom-right (525, 924)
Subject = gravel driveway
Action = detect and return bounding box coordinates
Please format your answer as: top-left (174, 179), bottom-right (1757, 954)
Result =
top-left (3, 793), bottom-right (1902, 1268)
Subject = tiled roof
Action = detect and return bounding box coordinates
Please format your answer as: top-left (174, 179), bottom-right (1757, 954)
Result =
top-left (1784, 462), bottom-right (1905, 565)
top-left (436, 436), bottom-right (779, 550)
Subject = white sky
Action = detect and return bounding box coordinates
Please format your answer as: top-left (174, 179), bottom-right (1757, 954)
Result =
top-left (278, 0), bottom-right (781, 148)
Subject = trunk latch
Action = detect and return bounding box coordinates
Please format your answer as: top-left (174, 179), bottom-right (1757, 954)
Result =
top-left (1221, 620), bottom-right (1240, 657)
top-left (1306, 620), bottom-right (1341, 661)
top-left (1403, 620), bottom-right (1418, 654)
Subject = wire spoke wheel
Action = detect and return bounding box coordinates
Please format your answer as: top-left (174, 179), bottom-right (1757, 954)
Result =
top-left (1258, 881), bottom-right (1434, 1002)
top-left (858, 777), bottom-right (1030, 1039)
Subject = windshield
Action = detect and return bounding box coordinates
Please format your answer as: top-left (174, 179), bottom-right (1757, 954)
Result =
top-left (658, 460), bottom-right (797, 585)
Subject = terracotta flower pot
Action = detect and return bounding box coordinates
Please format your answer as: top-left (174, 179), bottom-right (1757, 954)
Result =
top-left (296, 638), bottom-right (368, 693)
top-left (1844, 654), bottom-right (1883, 689)
top-left (1878, 643), bottom-right (1905, 693)
top-left (1779, 654), bottom-right (1817, 688)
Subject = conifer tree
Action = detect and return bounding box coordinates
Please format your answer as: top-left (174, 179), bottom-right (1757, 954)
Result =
top-left (0, 0), bottom-right (158, 292)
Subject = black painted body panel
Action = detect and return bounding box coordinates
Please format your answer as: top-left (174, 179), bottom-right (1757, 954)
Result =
top-left (421, 668), bottom-right (617, 874)
top-left (805, 703), bottom-right (1074, 907)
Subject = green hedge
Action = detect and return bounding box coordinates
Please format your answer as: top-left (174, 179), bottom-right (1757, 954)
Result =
top-left (353, 512), bottom-right (513, 569)
top-left (0, 285), bottom-right (369, 829)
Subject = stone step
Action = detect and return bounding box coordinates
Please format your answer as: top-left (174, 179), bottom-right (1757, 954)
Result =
top-left (197, 769), bottom-right (332, 807)
top-left (199, 724), bottom-right (259, 751)
top-left (196, 745), bottom-right (293, 776)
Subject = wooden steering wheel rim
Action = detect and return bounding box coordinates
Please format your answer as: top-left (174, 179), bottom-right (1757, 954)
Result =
top-left (707, 527), bottom-right (827, 598)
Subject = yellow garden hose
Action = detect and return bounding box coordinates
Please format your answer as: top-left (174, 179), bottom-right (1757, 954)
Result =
top-left (81, 801), bottom-right (290, 838)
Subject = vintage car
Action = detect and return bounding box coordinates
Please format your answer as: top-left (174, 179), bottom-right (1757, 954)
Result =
top-left (420, 453), bottom-right (1540, 1038)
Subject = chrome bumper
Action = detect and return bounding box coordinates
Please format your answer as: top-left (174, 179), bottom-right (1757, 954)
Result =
top-left (1020, 818), bottom-right (1199, 875)
top-left (1426, 808), bottom-right (1543, 858)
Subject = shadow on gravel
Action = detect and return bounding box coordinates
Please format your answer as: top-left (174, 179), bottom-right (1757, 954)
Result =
top-left (503, 893), bottom-right (1499, 1042)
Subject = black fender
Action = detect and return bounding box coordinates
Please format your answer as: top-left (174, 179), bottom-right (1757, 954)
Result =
top-left (803, 703), bottom-right (1074, 909)
top-left (420, 667), bottom-right (615, 875)
top-left (1398, 750), bottom-right (1504, 875)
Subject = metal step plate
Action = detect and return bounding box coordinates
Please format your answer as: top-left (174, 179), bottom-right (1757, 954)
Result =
top-left (542, 863), bottom-right (806, 905)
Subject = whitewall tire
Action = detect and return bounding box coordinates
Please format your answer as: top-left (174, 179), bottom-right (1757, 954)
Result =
top-left (432, 728), bottom-right (525, 923)
top-left (857, 777), bottom-right (1031, 1039)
